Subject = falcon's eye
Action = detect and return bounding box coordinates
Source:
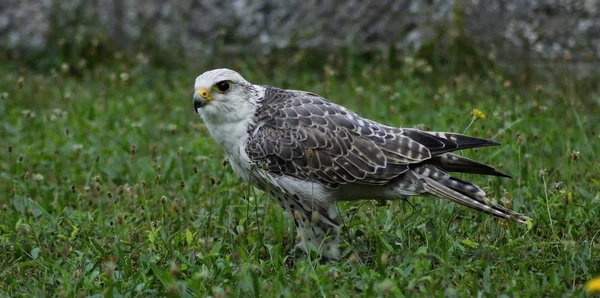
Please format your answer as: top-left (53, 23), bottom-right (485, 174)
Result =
top-left (213, 80), bottom-right (232, 93)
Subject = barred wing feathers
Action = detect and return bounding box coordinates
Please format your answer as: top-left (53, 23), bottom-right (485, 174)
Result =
top-left (245, 87), bottom-right (507, 188)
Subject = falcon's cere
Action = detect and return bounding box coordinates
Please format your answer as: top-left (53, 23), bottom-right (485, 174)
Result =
top-left (192, 68), bottom-right (530, 261)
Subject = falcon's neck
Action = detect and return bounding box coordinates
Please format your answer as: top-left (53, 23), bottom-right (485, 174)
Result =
top-left (202, 115), bottom-right (256, 183)
top-left (198, 85), bottom-right (265, 157)
top-left (205, 118), bottom-right (252, 153)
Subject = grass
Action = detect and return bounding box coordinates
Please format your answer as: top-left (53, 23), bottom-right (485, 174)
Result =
top-left (0, 56), bottom-right (599, 297)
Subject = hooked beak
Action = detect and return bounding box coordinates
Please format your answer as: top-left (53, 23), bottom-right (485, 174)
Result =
top-left (193, 88), bottom-right (213, 111)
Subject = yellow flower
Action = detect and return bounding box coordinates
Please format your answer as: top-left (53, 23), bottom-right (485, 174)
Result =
top-left (471, 108), bottom-right (486, 120)
top-left (587, 276), bottom-right (600, 293)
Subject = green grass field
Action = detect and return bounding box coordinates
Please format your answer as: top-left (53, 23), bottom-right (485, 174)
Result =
top-left (1, 57), bottom-right (599, 297)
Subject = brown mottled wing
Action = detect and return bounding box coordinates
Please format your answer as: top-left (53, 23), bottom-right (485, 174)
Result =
top-left (245, 87), bottom-right (432, 188)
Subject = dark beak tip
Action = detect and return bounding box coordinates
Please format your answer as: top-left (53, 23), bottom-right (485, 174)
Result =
top-left (193, 96), bottom-right (205, 112)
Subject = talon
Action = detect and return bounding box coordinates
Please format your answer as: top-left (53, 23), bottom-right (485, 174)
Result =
top-left (292, 243), bottom-right (307, 257)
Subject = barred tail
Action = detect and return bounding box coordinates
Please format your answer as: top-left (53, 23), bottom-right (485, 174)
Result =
top-left (411, 165), bottom-right (530, 223)
top-left (433, 153), bottom-right (512, 178)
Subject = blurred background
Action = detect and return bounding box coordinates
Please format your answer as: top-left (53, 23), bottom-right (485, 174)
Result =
top-left (2, 0), bottom-right (600, 77)
top-left (1, 1), bottom-right (600, 296)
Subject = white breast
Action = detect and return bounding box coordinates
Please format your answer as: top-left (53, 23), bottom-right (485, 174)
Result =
top-left (227, 144), bottom-right (253, 182)
top-left (203, 119), bottom-right (254, 182)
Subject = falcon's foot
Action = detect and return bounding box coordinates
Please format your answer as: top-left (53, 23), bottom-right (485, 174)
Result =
top-left (293, 213), bottom-right (341, 261)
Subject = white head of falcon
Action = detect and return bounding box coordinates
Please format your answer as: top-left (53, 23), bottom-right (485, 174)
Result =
top-left (192, 68), bottom-right (530, 262)
top-left (194, 68), bottom-right (263, 124)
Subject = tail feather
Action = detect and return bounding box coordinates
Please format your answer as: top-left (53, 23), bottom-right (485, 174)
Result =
top-left (423, 131), bottom-right (501, 152)
top-left (391, 129), bottom-right (528, 223)
top-left (410, 165), bottom-right (529, 224)
top-left (441, 176), bottom-right (487, 199)
top-left (433, 153), bottom-right (512, 178)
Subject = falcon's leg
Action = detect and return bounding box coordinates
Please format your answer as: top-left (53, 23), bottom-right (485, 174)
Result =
top-left (275, 193), bottom-right (341, 261)
top-left (260, 177), bottom-right (342, 261)
top-left (293, 202), bottom-right (341, 261)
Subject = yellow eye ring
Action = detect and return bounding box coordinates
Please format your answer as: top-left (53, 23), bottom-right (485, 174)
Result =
top-left (213, 80), bottom-right (232, 93)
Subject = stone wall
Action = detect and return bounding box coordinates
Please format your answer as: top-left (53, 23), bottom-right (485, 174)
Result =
top-left (1, 0), bottom-right (599, 63)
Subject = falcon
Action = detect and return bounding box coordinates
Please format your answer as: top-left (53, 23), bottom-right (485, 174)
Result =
top-left (192, 68), bottom-right (530, 261)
